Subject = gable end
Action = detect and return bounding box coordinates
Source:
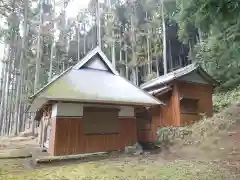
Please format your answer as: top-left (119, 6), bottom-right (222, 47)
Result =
top-left (178, 71), bottom-right (211, 84)
top-left (73, 47), bottom-right (119, 75)
top-left (82, 54), bottom-right (110, 71)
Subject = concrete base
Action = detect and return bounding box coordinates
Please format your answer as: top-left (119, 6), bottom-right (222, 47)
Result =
top-left (35, 152), bottom-right (108, 164)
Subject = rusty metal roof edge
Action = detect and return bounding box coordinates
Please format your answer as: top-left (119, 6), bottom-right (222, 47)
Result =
top-left (73, 46), bottom-right (119, 75)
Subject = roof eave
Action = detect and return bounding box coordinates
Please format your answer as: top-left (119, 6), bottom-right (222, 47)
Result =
top-left (141, 63), bottom-right (218, 90)
top-left (196, 66), bottom-right (219, 86)
top-left (28, 66), bottom-right (73, 101)
top-left (37, 97), bottom-right (162, 107)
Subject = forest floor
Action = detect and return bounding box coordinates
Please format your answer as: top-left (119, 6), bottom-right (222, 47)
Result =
top-left (0, 88), bottom-right (240, 180)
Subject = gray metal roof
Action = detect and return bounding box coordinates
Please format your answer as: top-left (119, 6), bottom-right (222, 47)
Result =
top-left (29, 47), bottom-right (162, 111)
top-left (140, 63), bottom-right (217, 90)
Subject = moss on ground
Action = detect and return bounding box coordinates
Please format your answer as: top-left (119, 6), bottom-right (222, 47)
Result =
top-left (0, 159), bottom-right (233, 180)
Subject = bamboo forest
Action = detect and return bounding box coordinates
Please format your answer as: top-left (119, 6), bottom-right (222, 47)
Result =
top-left (0, 0), bottom-right (239, 136)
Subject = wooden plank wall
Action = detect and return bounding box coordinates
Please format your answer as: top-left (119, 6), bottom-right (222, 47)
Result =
top-left (157, 81), bottom-right (213, 127)
top-left (137, 106), bottom-right (161, 143)
top-left (51, 117), bottom-right (137, 156)
top-left (177, 81), bottom-right (213, 125)
top-left (136, 85), bottom-right (181, 143)
top-left (159, 85), bottom-right (180, 127)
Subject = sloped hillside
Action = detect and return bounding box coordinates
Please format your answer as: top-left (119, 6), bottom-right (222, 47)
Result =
top-left (182, 86), bottom-right (240, 146)
top-left (168, 86), bottom-right (240, 174)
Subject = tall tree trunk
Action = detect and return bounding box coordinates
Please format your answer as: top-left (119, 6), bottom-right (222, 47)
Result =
top-left (83, 29), bottom-right (86, 54)
top-left (8, 37), bottom-right (20, 135)
top-left (49, 44), bottom-right (54, 81)
top-left (33, 0), bottom-right (44, 134)
top-left (125, 45), bottom-right (128, 79)
top-left (11, 71), bottom-right (19, 135)
top-left (4, 52), bottom-right (14, 135)
top-left (156, 55), bottom-right (160, 77)
top-left (77, 23), bottom-right (80, 60)
top-left (111, 32), bottom-right (116, 68)
top-left (34, 0), bottom-right (43, 93)
top-left (130, 14), bottom-right (138, 85)
top-left (96, 0), bottom-right (101, 49)
top-left (198, 28), bottom-right (202, 43)
top-left (161, 0), bottom-right (167, 74)
top-left (147, 29), bottom-right (151, 74)
top-left (2, 32), bottom-right (16, 135)
top-left (13, 0), bottom-right (29, 135)
top-left (0, 58), bottom-right (7, 133)
top-left (119, 37), bottom-right (124, 76)
top-left (49, 0), bottom-right (55, 82)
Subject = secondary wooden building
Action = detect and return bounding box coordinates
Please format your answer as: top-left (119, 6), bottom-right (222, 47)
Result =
top-left (29, 47), bottom-right (162, 156)
top-left (137, 64), bottom-right (217, 143)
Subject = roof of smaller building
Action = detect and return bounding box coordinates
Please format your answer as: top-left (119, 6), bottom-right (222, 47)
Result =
top-left (148, 86), bottom-right (172, 96)
top-left (140, 63), bottom-right (217, 90)
top-left (29, 47), bottom-right (162, 112)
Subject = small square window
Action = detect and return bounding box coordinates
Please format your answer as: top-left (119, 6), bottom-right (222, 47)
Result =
top-left (180, 98), bottom-right (199, 114)
top-left (83, 107), bottom-right (119, 135)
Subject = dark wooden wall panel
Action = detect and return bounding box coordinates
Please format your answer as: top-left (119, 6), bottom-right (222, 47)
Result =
top-left (180, 114), bottom-right (201, 126)
top-left (177, 81), bottom-right (213, 125)
top-left (138, 130), bottom-right (155, 142)
top-left (119, 118), bottom-right (137, 148)
top-left (136, 106), bottom-right (161, 143)
top-left (51, 117), bottom-right (137, 156)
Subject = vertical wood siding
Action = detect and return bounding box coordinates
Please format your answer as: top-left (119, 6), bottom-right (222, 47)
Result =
top-left (177, 81), bottom-right (213, 116)
top-left (51, 117), bottom-right (137, 156)
top-left (180, 114), bottom-right (201, 126)
top-left (136, 81), bottom-right (213, 143)
top-left (159, 84), bottom-right (180, 127)
top-left (177, 81), bottom-right (213, 125)
top-left (136, 106), bottom-right (161, 143)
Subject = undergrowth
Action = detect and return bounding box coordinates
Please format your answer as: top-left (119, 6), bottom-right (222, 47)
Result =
top-left (213, 86), bottom-right (240, 112)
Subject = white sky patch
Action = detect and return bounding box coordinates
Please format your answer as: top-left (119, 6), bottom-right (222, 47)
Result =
top-left (66, 0), bottom-right (91, 18)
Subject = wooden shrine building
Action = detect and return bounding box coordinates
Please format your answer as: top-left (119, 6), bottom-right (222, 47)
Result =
top-left (29, 47), bottom-right (162, 156)
top-left (137, 64), bottom-right (217, 143)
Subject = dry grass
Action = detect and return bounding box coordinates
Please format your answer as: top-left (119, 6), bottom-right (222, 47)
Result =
top-left (177, 102), bottom-right (240, 147)
top-left (170, 100), bottom-right (240, 175)
top-left (0, 157), bottom-right (234, 180)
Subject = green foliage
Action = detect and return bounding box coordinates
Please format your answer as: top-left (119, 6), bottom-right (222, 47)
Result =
top-left (213, 86), bottom-right (240, 113)
top-left (155, 127), bottom-right (192, 149)
top-left (176, 0), bottom-right (240, 89)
